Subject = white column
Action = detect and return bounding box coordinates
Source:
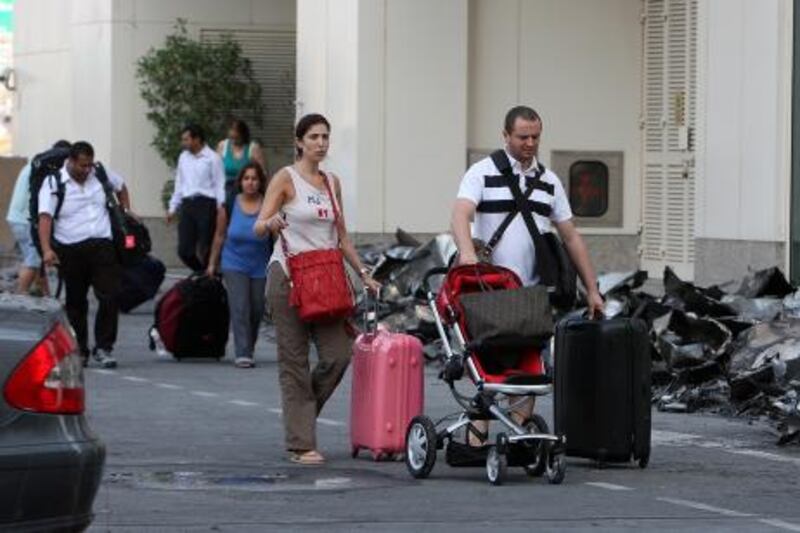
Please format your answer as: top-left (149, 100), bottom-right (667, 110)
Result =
top-left (13, 0), bottom-right (76, 157)
top-left (296, 0), bottom-right (361, 226)
top-left (296, 0), bottom-right (468, 234)
top-left (699, 0), bottom-right (793, 243)
top-left (69, 0), bottom-right (115, 159)
top-left (382, 0), bottom-right (468, 234)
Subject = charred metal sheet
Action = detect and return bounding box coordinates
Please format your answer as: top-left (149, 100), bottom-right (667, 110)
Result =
top-left (721, 296), bottom-right (783, 322)
top-left (359, 235), bottom-right (800, 446)
top-left (663, 267), bottom-right (737, 318)
top-left (597, 270), bottom-right (648, 297)
top-left (665, 311), bottom-right (732, 357)
top-left (736, 267), bottom-right (795, 299)
top-left (389, 234), bottom-right (457, 297)
top-left (729, 320), bottom-right (800, 374)
top-left (395, 228), bottom-right (422, 248)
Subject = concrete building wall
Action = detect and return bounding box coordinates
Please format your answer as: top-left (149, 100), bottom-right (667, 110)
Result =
top-left (296, 0), bottom-right (468, 236)
top-left (694, 0), bottom-right (793, 284)
top-left (468, 0), bottom-right (643, 236)
top-left (13, 0), bottom-right (796, 279)
top-left (382, 0), bottom-right (468, 234)
top-left (15, 0), bottom-right (296, 214)
top-left (14, 0), bottom-right (296, 266)
top-left (114, 0), bottom-right (297, 219)
top-left (296, 0), bottom-right (360, 227)
top-left (14, 0), bottom-right (76, 155)
top-left (468, 0), bottom-right (643, 272)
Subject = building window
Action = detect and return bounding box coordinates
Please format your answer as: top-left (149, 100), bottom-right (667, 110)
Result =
top-left (201, 28), bottom-right (296, 173)
top-left (568, 160), bottom-right (609, 217)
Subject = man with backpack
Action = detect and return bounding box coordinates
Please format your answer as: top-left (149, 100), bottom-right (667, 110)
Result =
top-left (37, 141), bottom-right (132, 368)
top-left (5, 140), bottom-right (70, 295)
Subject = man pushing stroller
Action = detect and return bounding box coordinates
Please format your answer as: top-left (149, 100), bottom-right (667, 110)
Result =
top-left (450, 105), bottom-right (604, 442)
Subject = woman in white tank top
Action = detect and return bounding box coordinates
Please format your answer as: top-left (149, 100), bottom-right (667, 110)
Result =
top-left (255, 114), bottom-right (380, 466)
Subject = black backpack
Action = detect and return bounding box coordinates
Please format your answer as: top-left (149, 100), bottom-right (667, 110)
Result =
top-left (28, 147), bottom-right (71, 254)
top-left (29, 155), bottom-right (151, 267)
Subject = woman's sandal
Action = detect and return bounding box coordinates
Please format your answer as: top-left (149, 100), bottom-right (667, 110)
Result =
top-left (289, 450), bottom-right (326, 465)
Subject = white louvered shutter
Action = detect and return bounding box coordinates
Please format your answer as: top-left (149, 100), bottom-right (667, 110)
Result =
top-left (201, 29), bottom-right (296, 170)
top-left (641, 0), bottom-right (698, 280)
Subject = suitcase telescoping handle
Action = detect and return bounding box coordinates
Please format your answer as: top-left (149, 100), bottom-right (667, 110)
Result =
top-left (362, 288), bottom-right (381, 334)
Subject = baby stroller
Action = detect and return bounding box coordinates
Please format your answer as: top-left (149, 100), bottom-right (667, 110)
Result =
top-left (404, 263), bottom-right (566, 485)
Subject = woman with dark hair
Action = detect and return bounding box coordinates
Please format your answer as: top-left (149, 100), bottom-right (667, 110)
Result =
top-left (217, 119), bottom-right (266, 202)
top-left (207, 162), bottom-right (273, 368)
top-left (254, 113), bottom-right (380, 465)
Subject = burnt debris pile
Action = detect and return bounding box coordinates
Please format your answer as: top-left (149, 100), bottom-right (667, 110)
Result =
top-left (578, 266), bottom-right (800, 446)
top-left (358, 231), bottom-right (800, 445)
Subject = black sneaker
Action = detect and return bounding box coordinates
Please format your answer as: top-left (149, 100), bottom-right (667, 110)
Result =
top-left (92, 348), bottom-right (118, 369)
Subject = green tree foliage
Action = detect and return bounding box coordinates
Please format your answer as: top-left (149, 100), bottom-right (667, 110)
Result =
top-left (136, 20), bottom-right (263, 206)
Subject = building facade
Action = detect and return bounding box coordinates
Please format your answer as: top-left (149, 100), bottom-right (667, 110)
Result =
top-left (12, 0), bottom-right (795, 285)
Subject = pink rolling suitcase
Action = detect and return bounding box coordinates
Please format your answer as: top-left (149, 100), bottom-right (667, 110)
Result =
top-left (350, 321), bottom-right (425, 461)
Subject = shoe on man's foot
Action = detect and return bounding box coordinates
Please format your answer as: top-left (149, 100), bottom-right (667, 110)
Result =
top-left (234, 357), bottom-right (255, 369)
top-left (92, 349), bottom-right (118, 369)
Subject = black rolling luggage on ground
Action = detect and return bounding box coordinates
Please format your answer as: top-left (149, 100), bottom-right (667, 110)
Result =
top-left (150, 275), bottom-right (230, 360)
top-left (554, 316), bottom-right (651, 467)
top-left (118, 255), bottom-right (166, 313)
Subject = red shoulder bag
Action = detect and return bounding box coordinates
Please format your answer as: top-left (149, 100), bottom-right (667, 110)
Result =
top-left (280, 173), bottom-right (355, 323)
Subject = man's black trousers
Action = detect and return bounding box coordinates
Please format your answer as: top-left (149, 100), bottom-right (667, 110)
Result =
top-left (178, 196), bottom-right (217, 272)
top-left (56, 238), bottom-right (121, 355)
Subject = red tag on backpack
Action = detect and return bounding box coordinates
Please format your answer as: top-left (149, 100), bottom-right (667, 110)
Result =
top-left (125, 235), bottom-right (136, 249)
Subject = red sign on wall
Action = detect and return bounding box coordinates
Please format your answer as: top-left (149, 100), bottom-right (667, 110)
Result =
top-left (568, 161), bottom-right (609, 218)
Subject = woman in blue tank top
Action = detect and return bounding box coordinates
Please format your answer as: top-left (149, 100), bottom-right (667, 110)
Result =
top-left (216, 119), bottom-right (266, 203)
top-left (207, 162), bottom-right (273, 368)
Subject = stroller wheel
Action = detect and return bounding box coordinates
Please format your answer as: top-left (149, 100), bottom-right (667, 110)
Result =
top-left (522, 415), bottom-right (549, 478)
top-left (496, 432), bottom-right (510, 455)
top-left (486, 446), bottom-right (507, 486)
top-left (546, 448), bottom-right (567, 485)
top-left (405, 416), bottom-right (437, 479)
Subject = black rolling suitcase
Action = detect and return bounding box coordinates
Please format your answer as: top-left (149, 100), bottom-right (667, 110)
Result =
top-left (554, 316), bottom-right (651, 467)
top-left (118, 255), bottom-right (166, 313)
top-left (149, 275), bottom-right (230, 360)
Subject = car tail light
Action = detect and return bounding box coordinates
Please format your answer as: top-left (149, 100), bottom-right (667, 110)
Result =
top-left (4, 322), bottom-right (85, 414)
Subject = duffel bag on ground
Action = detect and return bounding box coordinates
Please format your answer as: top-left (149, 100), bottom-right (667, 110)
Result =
top-left (118, 255), bottom-right (166, 313)
top-left (149, 275), bottom-right (229, 360)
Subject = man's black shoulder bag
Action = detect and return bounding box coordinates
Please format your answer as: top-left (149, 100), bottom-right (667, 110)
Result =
top-left (95, 163), bottom-right (151, 266)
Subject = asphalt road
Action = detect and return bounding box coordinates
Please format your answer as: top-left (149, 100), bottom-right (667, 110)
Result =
top-left (84, 292), bottom-right (800, 532)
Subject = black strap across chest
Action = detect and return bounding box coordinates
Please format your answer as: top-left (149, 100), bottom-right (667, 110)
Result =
top-left (482, 175), bottom-right (554, 194)
top-left (481, 150), bottom-right (552, 253)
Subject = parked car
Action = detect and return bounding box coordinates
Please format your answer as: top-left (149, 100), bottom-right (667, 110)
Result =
top-left (0, 294), bottom-right (105, 532)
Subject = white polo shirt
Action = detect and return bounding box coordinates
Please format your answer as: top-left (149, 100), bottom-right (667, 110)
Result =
top-left (457, 150), bottom-right (573, 286)
top-left (168, 145), bottom-right (226, 214)
top-left (38, 166), bottom-right (125, 245)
